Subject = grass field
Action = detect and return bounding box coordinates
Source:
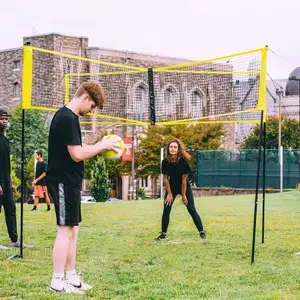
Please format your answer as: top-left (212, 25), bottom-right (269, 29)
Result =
top-left (1, 191), bottom-right (300, 299)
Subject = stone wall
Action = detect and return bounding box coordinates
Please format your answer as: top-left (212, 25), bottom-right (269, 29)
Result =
top-left (0, 48), bottom-right (22, 112)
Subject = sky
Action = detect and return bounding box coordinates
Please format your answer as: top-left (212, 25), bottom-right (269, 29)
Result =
top-left (0, 0), bottom-right (299, 80)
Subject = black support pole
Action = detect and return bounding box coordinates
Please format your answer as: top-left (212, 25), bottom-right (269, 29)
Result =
top-left (251, 110), bottom-right (264, 264)
top-left (262, 121), bottom-right (266, 244)
top-left (20, 108), bottom-right (25, 257)
top-left (148, 68), bottom-right (156, 125)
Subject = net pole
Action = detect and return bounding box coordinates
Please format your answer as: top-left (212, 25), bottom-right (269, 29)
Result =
top-left (20, 109), bottom-right (25, 257)
top-left (148, 68), bottom-right (156, 125)
top-left (262, 121), bottom-right (266, 244)
top-left (251, 110), bottom-right (264, 264)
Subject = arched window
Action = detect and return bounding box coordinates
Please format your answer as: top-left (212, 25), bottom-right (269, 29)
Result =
top-left (14, 82), bottom-right (20, 98)
top-left (189, 88), bottom-right (205, 117)
top-left (164, 86), bottom-right (177, 115)
top-left (134, 85), bottom-right (146, 120)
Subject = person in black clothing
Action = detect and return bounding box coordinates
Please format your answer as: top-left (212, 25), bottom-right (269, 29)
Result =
top-left (48, 82), bottom-right (121, 294)
top-left (0, 108), bottom-right (32, 250)
top-left (156, 138), bottom-right (207, 241)
top-left (31, 151), bottom-right (51, 211)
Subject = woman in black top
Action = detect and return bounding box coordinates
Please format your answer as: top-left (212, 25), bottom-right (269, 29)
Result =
top-left (157, 139), bottom-right (207, 240)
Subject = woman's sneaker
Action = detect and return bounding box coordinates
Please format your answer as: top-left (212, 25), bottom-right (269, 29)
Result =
top-left (50, 277), bottom-right (84, 294)
top-left (67, 272), bottom-right (92, 291)
top-left (156, 233), bottom-right (168, 241)
top-left (200, 231), bottom-right (207, 239)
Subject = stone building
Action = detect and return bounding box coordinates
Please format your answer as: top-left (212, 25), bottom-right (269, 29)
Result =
top-left (0, 33), bottom-right (244, 200)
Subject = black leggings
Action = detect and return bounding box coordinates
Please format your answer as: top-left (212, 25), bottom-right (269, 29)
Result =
top-left (1, 183), bottom-right (18, 242)
top-left (161, 183), bottom-right (204, 233)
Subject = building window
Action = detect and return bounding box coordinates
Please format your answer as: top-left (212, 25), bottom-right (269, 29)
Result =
top-left (164, 87), bottom-right (177, 115)
top-left (14, 82), bottom-right (20, 98)
top-left (134, 85), bottom-right (146, 120)
top-left (140, 178), bottom-right (148, 188)
top-left (14, 60), bottom-right (21, 70)
top-left (189, 89), bottom-right (204, 117)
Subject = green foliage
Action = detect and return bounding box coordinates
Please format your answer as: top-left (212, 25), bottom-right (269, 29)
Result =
top-left (242, 116), bottom-right (300, 149)
top-left (6, 105), bottom-right (49, 195)
top-left (135, 123), bottom-right (225, 180)
top-left (91, 156), bottom-right (110, 202)
top-left (137, 187), bottom-right (146, 200)
top-left (7, 105), bottom-right (50, 164)
top-left (10, 156), bottom-right (21, 200)
top-left (24, 157), bottom-right (35, 189)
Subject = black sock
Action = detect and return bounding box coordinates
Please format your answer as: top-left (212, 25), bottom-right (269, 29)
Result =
top-left (32, 205), bottom-right (37, 210)
top-left (47, 205), bottom-right (50, 210)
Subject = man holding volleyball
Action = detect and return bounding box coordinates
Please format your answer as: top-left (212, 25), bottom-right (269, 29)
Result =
top-left (47, 82), bottom-right (120, 294)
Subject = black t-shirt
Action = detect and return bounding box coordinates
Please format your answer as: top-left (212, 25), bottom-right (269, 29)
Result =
top-left (35, 161), bottom-right (47, 186)
top-left (47, 106), bottom-right (84, 189)
top-left (162, 157), bottom-right (191, 188)
top-left (0, 133), bottom-right (11, 186)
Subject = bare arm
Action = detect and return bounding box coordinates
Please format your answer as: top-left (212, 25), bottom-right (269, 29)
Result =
top-left (164, 175), bottom-right (173, 205)
top-left (181, 174), bottom-right (188, 195)
top-left (33, 172), bottom-right (46, 185)
top-left (163, 174), bottom-right (172, 195)
top-left (68, 136), bottom-right (121, 162)
top-left (181, 174), bottom-right (188, 205)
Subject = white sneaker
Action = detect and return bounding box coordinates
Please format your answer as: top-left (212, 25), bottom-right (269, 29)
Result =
top-left (50, 277), bottom-right (84, 294)
top-left (0, 244), bottom-right (10, 250)
top-left (67, 272), bottom-right (93, 291)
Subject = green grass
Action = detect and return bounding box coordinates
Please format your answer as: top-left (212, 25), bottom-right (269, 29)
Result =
top-left (1, 191), bottom-right (300, 299)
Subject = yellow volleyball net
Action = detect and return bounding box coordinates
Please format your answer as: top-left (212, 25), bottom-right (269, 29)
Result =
top-left (22, 46), bottom-right (267, 125)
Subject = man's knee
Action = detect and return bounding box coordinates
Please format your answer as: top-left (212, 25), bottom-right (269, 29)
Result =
top-left (57, 226), bottom-right (74, 238)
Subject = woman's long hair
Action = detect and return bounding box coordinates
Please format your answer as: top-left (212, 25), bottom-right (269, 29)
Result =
top-left (166, 138), bottom-right (191, 162)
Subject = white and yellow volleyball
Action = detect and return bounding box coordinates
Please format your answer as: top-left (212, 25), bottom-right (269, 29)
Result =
top-left (101, 134), bottom-right (125, 159)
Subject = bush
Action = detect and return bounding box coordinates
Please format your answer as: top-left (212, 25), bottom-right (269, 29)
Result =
top-left (137, 188), bottom-right (147, 200)
top-left (91, 156), bottom-right (110, 202)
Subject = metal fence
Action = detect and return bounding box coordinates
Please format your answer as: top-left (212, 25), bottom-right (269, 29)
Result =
top-left (196, 149), bottom-right (299, 189)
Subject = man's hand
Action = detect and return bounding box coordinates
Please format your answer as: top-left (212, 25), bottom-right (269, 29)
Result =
top-left (164, 193), bottom-right (173, 206)
top-left (98, 136), bottom-right (122, 153)
top-left (0, 185), bottom-right (3, 196)
top-left (11, 185), bottom-right (16, 196)
top-left (182, 195), bottom-right (188, 206)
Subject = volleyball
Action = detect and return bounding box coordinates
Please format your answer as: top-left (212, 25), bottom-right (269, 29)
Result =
top-left (101, 135), bottom-right (125, 159)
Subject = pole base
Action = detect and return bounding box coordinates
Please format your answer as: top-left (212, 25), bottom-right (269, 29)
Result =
top-left (6, 254), bottom-right (23, 260)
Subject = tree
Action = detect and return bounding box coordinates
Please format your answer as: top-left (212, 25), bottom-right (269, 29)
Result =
top-left (242, 116), bottom-right (300, 149)
top-left (91, 156), bottom-right (110, 202)
top-left (135, 123), bottom-right (225, 181)
top-left (6, 105), bottom-right (50, 195)
top-left (11, 156), bottom-right (21, 200)
top-left (7, 105), bottom-right (50, 166)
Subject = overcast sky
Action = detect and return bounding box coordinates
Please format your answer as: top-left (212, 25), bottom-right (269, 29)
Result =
top-left (0, 0), bottom-right (299, 80)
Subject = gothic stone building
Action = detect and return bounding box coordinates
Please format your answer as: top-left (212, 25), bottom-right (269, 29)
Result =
top-left (0, 33), bottom-right (239, 200)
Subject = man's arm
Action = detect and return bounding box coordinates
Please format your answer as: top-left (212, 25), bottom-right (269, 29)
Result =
top-left (67, 135), bottom-right (121, 162)
top-left (33, 172), bottom-right (46, 186)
